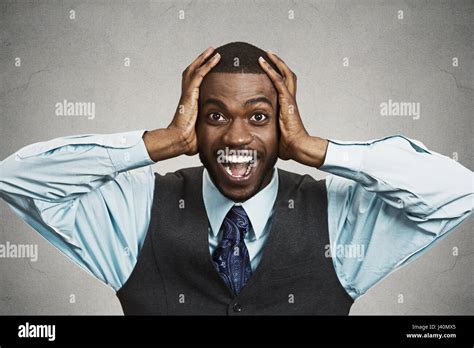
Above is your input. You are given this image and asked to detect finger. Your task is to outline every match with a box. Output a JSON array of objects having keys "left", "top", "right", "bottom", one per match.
[
  {"left": 266, "top": 50, "right": 297, "bottom": 96},
  {"left": 186, "top": 46, "right": 215, "bottom": 73},
  {"left": 258, "top": 56, "right": 292, "bottom": 99},
  {"left": 184, "top": 52, "right": 221, "bottom": 96},
  {"left": 267, "top": 51, "right": 296, "bottom": 96}
]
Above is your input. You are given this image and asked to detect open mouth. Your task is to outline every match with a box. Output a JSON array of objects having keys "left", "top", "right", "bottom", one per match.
[{"left": 217, "top": 151, "right": 257, "bottom": 181}]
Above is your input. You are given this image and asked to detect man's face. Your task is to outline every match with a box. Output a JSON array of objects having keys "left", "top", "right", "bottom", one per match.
[{"left": 196, "top": 72, "right": 279, "bottom": 202}]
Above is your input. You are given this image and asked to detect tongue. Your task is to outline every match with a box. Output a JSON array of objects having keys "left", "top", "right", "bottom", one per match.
[{"left": 229, "top": 163, "right": 248, "bottom": 177}]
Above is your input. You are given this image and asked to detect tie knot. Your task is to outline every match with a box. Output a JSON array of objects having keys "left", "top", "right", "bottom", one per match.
[{"left": 222, "top": 205, "right": 251, "bottom": 240}]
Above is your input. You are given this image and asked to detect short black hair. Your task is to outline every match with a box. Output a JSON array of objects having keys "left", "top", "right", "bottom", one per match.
[{"left": 202, "top": 41, "right": 281, "bottom": 75}]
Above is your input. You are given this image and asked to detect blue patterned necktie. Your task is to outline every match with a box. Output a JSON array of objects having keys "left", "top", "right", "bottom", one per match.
[{"left": 212, "top": 205, "right": 253, "bottom": 295}]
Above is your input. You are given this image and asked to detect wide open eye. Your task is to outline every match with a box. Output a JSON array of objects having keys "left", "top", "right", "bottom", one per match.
[
  {"left": 250, "top": 113, "right": 268, "bottom": 122},
  {"left": 208, "top": 112, "right": 226, "bottom": 122}
]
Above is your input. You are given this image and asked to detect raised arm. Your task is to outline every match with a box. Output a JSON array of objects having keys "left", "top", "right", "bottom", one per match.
[
  {"left": 259, "top": 50, "right": 473, "bottom": 299},
  {"left": 0, "top": 46, "right": 221, "bottom": 290},
  {"left": 320, "top": 136, "right": 473, "bottom": 298},
  {"left": 0, "top": 131, "right": 156, "bottom": 289}
]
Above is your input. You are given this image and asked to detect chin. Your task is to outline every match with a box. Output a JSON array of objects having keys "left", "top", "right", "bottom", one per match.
[
  {"left": 218, "top": 185, "right": 259, "bottom": 203},
  {"left": 208, "top": 167, "right": 262, "bottom": 202}
]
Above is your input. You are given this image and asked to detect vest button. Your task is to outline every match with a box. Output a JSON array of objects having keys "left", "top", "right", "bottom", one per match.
[{"left": 232, "top": 303, "right": 242, "bottom": 312}]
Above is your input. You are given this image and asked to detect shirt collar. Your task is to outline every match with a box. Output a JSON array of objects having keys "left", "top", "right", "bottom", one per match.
[{"left": 202, "top": 167, "right": 279, "bottom": 240}]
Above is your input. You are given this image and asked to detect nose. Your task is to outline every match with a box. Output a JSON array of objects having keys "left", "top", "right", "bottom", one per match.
[{"left": 222, "top": 118, "right": 254, "bottom": 147}]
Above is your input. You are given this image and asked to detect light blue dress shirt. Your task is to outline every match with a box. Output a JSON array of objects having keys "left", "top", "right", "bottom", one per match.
[{"left": 0, "top": 130, "right": 472, "bottom": 299}]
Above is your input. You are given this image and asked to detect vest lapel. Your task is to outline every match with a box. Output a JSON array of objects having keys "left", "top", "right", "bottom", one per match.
[
  {"left": 184, "top": 167, "right": 236, "bottom": 298},
  {"left": 193, "top": 167, "right": 292, "bottom": 300},
  {"left": 231, "top": 168, "right": 292, "bottom": 298}
]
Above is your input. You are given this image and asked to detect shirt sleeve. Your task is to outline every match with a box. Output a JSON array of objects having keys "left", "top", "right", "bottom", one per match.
[
  {"left": 320, "top": 134, "right": 474, "bottom": 299},
  {"left": 0, "top": 130, "right": 156, "bottom": 291}
]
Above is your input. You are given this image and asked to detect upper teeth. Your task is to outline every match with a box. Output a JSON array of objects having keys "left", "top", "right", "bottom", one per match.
[{"left": 224, "top": 155, "right": 254, "bottom": 164}]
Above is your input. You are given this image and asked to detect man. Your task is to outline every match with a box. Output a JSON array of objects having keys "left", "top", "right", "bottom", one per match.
[{"left": 0, "top": 42, "right": 472, "bottom": 315}]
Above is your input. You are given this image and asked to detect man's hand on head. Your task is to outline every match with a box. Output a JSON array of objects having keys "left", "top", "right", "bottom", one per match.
[
  {"left": 144, "top": 47, "right": 221, "bottom": 162},
  {"left": 168, "top": 47, "right": 221, "bottom": 156},
  {"left": 258, "top": 51, "right": 329, "bottom": 168}
]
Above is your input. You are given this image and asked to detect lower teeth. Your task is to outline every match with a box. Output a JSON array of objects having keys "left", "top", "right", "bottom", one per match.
[{"left": 224, "top": 163, "right": 252, "bottom": 177}]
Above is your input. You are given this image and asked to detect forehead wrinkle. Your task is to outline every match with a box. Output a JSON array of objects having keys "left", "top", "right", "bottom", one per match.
[
  {"left": 199, "top": 73, "right": 277, "bottom": 115},
  {"left": 201, "top": 97, "right": 275, "bottom": 116},
  {"left": 202, "top": 72, "right": 275, "bottom": 94},
  {"left": 201, "top": 77, "right": 276, "bottom": 110}
]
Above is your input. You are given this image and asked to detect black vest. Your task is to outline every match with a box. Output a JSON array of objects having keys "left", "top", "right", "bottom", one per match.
[{"left": 116, "top": 166, "right": 353, "bottom": 315}]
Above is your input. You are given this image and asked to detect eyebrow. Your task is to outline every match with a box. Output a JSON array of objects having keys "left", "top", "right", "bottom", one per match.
[
  {"left": 245, "top": 96, "right": 274, "bottom": 109},
  {"left": 201, "top": 96, "right": 274, "bottom": 110}
]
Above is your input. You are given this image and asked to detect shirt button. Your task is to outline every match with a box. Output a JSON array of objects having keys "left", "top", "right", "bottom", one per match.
[{"left": 233, "top": 303, "right": 242, "bottom": 312}]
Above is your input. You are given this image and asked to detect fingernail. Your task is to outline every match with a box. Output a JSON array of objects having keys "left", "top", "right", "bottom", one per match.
[
  {"left": 267, "top": 49, "right": 273, "bottom": 54},
  {"left": 213, "top": 53, "right": 221, "bottom": 59},
  {"left": 258, "top": 56, "right": 265, "bottom": 62}
]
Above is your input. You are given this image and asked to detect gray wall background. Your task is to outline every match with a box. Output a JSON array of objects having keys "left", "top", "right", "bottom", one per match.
[{"left": 0, "top": 0, "right": 472, "bottom": 314}]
